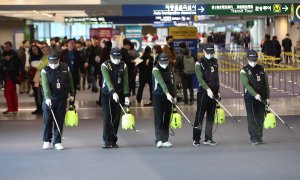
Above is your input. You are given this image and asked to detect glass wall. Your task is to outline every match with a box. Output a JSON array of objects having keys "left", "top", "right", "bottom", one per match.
[{"left": 33, "top": 22, "right": 113, "bottom": 41}]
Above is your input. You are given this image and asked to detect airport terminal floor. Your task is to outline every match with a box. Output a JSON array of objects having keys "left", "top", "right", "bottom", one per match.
[{"left": 1, "top": 88, "right": 300, "bottom": 180}]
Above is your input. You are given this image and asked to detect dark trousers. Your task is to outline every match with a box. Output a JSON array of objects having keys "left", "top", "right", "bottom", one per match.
[
  {"left": 193, "top": 91, "right": 216, "bottom": 141},
  {"left": 101, "top": 93, "right": 122, "bottom": 144},
  {"left": 33, "top": 86, "right": 42, "bottom": 112},
  {"left": 42, "top": 99, "right": 67, "bottom": 144},
  {"left": 182, "top": 73, "right": 194, "bottom": 104},
  {"left": 244, "top": 93, "right": 265, "bottom": 142},
  {"left": 136, "top": 77, "right": 152, "bottom": 103},
  {"left": 128, "top": 66, "right": 136, "bottom": 95},
  {"left": 153, "top": 94, "right": 172, "bottom": 143}
]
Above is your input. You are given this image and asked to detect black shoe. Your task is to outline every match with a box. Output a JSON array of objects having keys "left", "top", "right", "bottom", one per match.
[
  {"left": 102, "top": 143, "right": 112, "bottom": 149},
  {"left": 96, "top": 101, "right": 102, "bottom": 106},
  {"left": 32, "top": 110, "right": 41, "bottom": 115},
  {"left": 87, "top": 85, "right": 91, "bottom": 89},
  {"left": 112, "top": 143, "right": 119, "bottom": 148},
  {"left": 2, "top": 110, "right": 9, "bottom": 115}
]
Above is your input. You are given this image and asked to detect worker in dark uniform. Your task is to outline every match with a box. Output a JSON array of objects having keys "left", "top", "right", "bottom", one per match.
[
  {"left": 152, "top": 53, "right": 176, "bottom": 148},
  {"left": 41, "top": 52, "right": 75, "bottom": 150},
  {"left": 101, "top": 48, "right": 130, "bottom": 149},
  {"left": 193, "top": 43, "right": 220, "bottom": 146},
  {"left": 240, "top": 50, "right": 270, "bottom": 145}
]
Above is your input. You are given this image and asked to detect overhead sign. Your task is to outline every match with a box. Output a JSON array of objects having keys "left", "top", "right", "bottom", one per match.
[
  {"left": 169, "top": 27, "right": 197, "bottom": 40},
  {"left": 122, "top": 4, "right": 206, "bottom": 16},
  {"left": 291, "top": 4, "right": 300, "bottom": 22},
  {"left": 206, "top": 3, "right": 291, "bottom": 15},
  {"left": 125, "top": 26, "right": 142, "bottom": 52},
  {"left": 65, "top": 17, "right": 112, "bottom": 24}
]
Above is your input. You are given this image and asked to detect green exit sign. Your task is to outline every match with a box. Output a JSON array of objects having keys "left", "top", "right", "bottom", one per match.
[{"left": 206, "top": 4, "right": 291, "bottom": 15}]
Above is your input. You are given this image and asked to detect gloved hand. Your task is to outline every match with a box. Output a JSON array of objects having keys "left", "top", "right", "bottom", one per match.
[
  {"left": 69, "top": 96, "right": 75, "bottom": 102},
  {"left": 266, "top": 99, "right": 270, "bottom": 106},
  {"left": 112, "top": 93, "right": 119, "bottom": 103},
  {"left": 125, "top": 97, "right": 130, "bottom": 106},
  {"left": 45, "top": 99, "right": 52, "bottom": 107},
  {"left": 255, "top": 94, "right": 262, "bottom": 102},
  {"left": 166, "top": 93, "right": 174, "bottom": 103},
  {"left": 206, "top": 88, "right": 214, "bottom": 99}
]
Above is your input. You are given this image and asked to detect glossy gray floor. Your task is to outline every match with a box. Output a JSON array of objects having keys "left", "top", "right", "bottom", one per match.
[{"left": 0, "top": 90, "right": 300, "bottom": 180}]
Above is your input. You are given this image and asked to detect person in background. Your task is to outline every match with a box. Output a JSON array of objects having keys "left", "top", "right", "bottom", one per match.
[
  {"left": 128, "top": 42, "right": 140, "bottom": 96},
  {"left": 282, "top": 33, "right": 293, "bottom": 65},
  {"left": 76, "top": 41, "right": 87, "bottom": 90},
  {"left": 152, "top": 45, "right": 163, "bottom": 66},
  {"left": 136, "top": 46, "right": 153, "bottom": 106},
  {"left": 163, "top": 36, "right": 176, "bottom": 66},
  {"left": 262, "top": 34, "right": 275, "bottom": 57},
  {"left": 121, "top": 39, "right": 135, "bottom": 96},
  {"left": 85, "top": 39, "right": 92, "bottom": 89},
  {"left": 175, "top": 42, "right": 196, "bottom": 105},
  {"left": 50, "top": 37, "right": 60, "bottom": 54},
  {"left": 295, "top": 40, "right": 300, "bottom": 61},
  {"left": 18, "top": 40, "right": 31, "bottom": 94},
  {"left": 96, "top": 40, "right": 112, "bottom": 106},
  {"left": 152, "top": 53, "right": 176, "bottom": 148},
  {"left": 41, "top": 52, "right": 75, "bottom": 150},
  {"left": 272, "top": 36, "right": 282, "bottom": 64},
  {"left": 60, "top": 38, "right": 83, "bottom": 94},
  {"left": 89, "top": 39, "right": 102, "bottom": 93},
  {"left": 0, "top": 45, "right": 4, "bottom": 89},
  {"left": 2, "top": 41, "right": 22, "bottom": 116},
  {"left": 240, "top": 50, "right": 270, "bottom": 145},
  {"left": 29, "top": 45, "right": 44, "bottom": 115}
]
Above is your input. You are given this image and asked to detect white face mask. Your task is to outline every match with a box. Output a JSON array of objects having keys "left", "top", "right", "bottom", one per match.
[
  {"left": 248, "top": 61, "right": 257, "bottom": 67},
  {"left": 159, "top": 63, "right": 168, "bottom": 69},
  {"left": 49, "top": 63, "right": 59, "bottom": 69},
  {"left": 111, "top": 59, "right": 120, "bottom": 64},
  {"left": 205, "top": 54, "right": 214, "bottom": 60}
]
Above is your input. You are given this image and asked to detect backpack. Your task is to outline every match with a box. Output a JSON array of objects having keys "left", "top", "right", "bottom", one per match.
[{"left": 183, "top": 55, "right": 195, "bottom": 74}]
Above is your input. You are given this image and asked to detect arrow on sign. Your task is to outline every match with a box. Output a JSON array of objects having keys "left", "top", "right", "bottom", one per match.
[
  {"left": 283, "top": 5, "right": 288, "bottom": 11},
  {"left": 198, "top": 6, "right": 205, "bottom": 13}
]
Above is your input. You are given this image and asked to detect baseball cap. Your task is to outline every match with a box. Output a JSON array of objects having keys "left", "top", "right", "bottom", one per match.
[
  {"left": 203, "top": 43, "right": 215, "bottom": 54},
  {"left": 110, "top": 48, "right": 122, "bottom": 59},
  {"left": 247, "top": 50, "right": 258, "bottom": 61},
  {"left": 157, "top": 53, "right": 169, "bottom": 63}
]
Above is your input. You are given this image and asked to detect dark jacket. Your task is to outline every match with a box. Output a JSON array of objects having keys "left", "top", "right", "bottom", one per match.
[
  {"left": 2, "top": 50, "right": 22, "bottom": 82},
  {"left": 138, "top": 55, "right": 154, "bottom": 82},
  {"left": 282, "top": 38, "right": 292, "bottom": 52},
  {"left": 262, "top": 40, "right": 275, "bottom": 56},
  {"left": 273, "top": 40, "right": 281, "bottom": 58}
]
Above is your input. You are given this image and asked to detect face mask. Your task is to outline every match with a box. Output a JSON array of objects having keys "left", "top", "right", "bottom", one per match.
[
  {"left": 168, "top": 42, "right": 174, "bottom": 47},
  {"left": 111, "top": 59, "right": 120, "bottom": 64},
  {"left": 248, "top": 61, "right": 257, "bottom": 67},
  {"left": 159, "top": 63, "right": 168, "bottom": 69},
  {"left": 205, "top": 54, "right": 214, "bottom": 60},
  {"left": 49, "top": 63, "right": 59, "bottom": 69}
]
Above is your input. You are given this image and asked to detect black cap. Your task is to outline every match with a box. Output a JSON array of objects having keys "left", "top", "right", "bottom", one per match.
[
  {"left": 110, "top": 48, "right": 122, "bottom": 59},
  {"left": 157, "top": 53, "right": 169, "bottom": 62},
  {"left": 48, "top": 52, "right": 59, "bottom": 63},
  {"left": 203, "top": 43, "right": 215, "bottom": 54},
  {"left": 247, "top": 50, "right": 258, "bottom": 61}
]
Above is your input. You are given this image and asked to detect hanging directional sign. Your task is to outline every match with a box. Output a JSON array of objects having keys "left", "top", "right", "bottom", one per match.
[
  {"left": 206, "top": 3, "right": 291, "bottom": 15},
  {"left": 291, "top": 4, "right": 300, "bottom": 22},
  {"left": 122, "top": 4, "right": 206, "bottom": 16}
]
